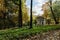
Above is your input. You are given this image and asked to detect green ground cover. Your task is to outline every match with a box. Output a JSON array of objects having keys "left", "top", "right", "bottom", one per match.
[{"left": 0, "top": 25, "right": 60, "bottom": 40}]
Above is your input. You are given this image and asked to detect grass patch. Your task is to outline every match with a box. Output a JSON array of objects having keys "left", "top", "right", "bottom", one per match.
[{"left": 0, "top": 25, "right": 60, "bottom": 40}]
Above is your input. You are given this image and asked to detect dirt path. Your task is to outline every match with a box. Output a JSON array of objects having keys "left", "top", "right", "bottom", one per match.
[{"left": 23, "top": 30, "right": 60, "bottom": 40}]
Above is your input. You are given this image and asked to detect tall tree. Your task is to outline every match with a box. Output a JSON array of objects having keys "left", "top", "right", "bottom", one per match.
[
  {"left": 52, "top": 1, "right": 60, "bottom": 24},
  {"left": 18, "top": 0, "right": 22, "bottom": 27},
  {"left": 0, "top": 0, "right": 28, "bottom": 28},
  {"left": 49, "top": 0, "right": 59, "bottom": 24},
  {"left": 29, "top": 0, "right": 33, "bottom": 29},
  {"left": 42, "top": 2, "right": 51, "bottom": 19},
  {"left": 0, "top": 0, "right": 6, "bottom": 28}
]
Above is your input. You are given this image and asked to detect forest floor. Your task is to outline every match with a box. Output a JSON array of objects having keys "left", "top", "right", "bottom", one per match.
[
  {"left": 0, "top": 25, "right": 60, "bottom": 40},
  {"left": 24, "top": 29, "right": 60, "bottom": 40}
]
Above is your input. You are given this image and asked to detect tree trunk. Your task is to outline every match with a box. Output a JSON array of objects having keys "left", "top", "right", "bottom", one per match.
[
  {"left": 1, "top": 11, "right": 6, "bottom": 29},
  {"left": 29, "top": 0, "right": 33, "bottom": 29},
  {"left": 55, "top": 21, "right": 59, "bottom": 24},
  {"left": 49, "top": 0, "right": 59, "bottom": 24},
  {"left": 18, "top": 0, "right": 22, "bottom": 27}
]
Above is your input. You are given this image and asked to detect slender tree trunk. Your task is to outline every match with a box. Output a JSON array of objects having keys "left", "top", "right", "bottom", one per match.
[
  {"left": 18, "top": 0, "right": 22, "bottom": 27},
  {"left": 29, "top": 0, "right": 33, "bottom": 29},
  {"left": 2, "top": 12, "right": 6, "bottom": 29},
  {"left": 49, "top": 0, "right": 59, "bottom": 24}
]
